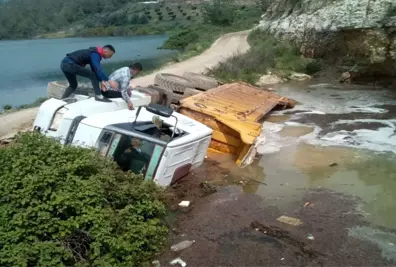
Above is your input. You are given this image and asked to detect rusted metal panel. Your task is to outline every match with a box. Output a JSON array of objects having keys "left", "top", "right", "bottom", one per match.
[
  {"left": 179, "top": 82, "right": 295, "bottom": 166},
  {"left": 180, "top": 82, "right": 295, "bottom": 143}
]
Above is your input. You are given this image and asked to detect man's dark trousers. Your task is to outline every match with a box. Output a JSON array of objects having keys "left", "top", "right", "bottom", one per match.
[{"left": 60, "top": 58, "right": 102, "bottom": 98}]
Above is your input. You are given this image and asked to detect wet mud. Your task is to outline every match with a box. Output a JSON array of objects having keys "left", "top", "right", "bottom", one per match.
[{"left": 158, "top": 160, "right": 394, "bottom": 267}]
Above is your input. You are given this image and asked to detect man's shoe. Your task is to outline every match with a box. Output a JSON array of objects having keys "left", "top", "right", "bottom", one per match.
[{"left": 95, "top": 95, "right": 112, "bottom": 102}]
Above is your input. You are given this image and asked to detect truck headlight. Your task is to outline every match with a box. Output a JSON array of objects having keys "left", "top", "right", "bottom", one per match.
[{"left": 49, "top": 107, "right": 67, "bottom": 131}]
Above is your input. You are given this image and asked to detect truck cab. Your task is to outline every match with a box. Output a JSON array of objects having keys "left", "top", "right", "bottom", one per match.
[
  {"left": 33, "top": 92, "right": 151, "bottom": 144},
  {"left": 69, "top": 104, "right": 212, "bottom": 186}
]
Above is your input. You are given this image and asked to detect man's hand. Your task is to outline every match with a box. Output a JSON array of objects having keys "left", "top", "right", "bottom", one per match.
[
  {"left": 109, "top": 80, "right": 119, "bottom": 90},
  {"left": 101, "top": 81, "right": 108, "bottom": 92},
  {"left": 127, "top": 101, "right": 134, "bottom": 110}
]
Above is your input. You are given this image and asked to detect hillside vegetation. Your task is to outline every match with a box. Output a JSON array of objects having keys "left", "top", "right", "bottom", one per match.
[{"left": 0, "top": 0, "right": 260, "bottom": 40}]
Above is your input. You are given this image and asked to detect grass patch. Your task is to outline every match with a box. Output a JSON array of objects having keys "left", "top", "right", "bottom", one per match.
[
  {"left": 208, "top": 29, "right": 311, "bottom": 84},
  {"left": 1, "top": 97, "right": 48, "bottom": 114}
]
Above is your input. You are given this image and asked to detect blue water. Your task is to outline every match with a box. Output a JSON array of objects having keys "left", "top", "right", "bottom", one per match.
[{"left": 0, "top": 35, "right": 174, "bottom": 108}]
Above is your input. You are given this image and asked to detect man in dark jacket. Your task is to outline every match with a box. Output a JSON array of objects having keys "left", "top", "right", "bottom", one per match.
[{"left": 60, "top": 45, "right": 115, "bottom": 102}]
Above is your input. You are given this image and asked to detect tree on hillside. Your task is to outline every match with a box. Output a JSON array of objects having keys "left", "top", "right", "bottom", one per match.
[{"left": 201, "top": 0, "right": 237, "bottom": 26}]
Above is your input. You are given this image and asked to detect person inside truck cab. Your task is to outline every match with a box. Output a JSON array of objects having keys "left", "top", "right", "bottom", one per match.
[
  {"left": 60, "top": 45, "right": 116, "bottom": 102},
  {"left": 116, "top": 137, "right": 150, "bottom": 174},
  {"left": 100, "top": 63, "right": 143, "bottom": 110}
]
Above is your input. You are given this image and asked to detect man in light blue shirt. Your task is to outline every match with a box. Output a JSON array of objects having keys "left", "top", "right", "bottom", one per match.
[{"left": 101, "top": 63, "right": 143, "bottom": 109}]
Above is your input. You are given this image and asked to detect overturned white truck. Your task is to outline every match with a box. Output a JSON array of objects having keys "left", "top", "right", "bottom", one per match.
[{"left": 34, "top": 102, "right": 212, "bottom": 186}]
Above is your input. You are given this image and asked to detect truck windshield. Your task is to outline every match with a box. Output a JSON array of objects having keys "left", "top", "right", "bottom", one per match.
[{"left": 97, "top": 131, "right": 164, "bottom": 180}]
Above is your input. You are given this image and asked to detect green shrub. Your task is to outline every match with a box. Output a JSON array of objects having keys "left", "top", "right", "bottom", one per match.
[
  {"left": 2, "top": 104, "right": 12, "bottom": 110},
  {"left": 306, "top": 59, "right": 322, "bottom": 75},
  {"left": 0, "top": 133, "right": 168, "bottom": 267},
  {"left": 186, "top": 16, "right": 191, "bottom": 20},
  {"left": 192, "top": 6, "right": 197, "bottom": 10},
  {"left": 161, "top": 29, "right": 199, "bottom": 50}
]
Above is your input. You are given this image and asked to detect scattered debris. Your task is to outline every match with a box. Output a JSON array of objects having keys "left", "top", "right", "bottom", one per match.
[
  {"left": 281, "top": 258, "right": 285, "bottom": 261},
  {"left": 152, "top": 260, "right": 161, "bottom": 267},
  {"left": 178, "top": 201, "right": 191, "bottom": 208},
  {"left": 304, "top": 202, "right": 315, "bottom": 207},
  {"left": 329, "top": 163, "right": 338, "bottom": 167},
  {"left": 199, "top": 181, "right": 217, "bottom": 196},
  {"left": 307, "top": 234, "right": 315, "bottom": 240},
  {"left": 171, "top": 240, "right": 195, "bottom": 252},
  {"left": 277, "top": 215, "right": 303, "bottom": 226},
  {"left": 389, "top": 243, "right": 394, "bottom": 246},
  {"left": 170, "top": 258, "right": 187, "bottom": 267},
  {"left": 246, "top": 177, "right": 267, "bottom": 185}
]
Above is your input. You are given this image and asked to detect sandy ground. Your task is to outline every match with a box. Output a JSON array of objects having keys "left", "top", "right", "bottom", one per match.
[{"left": 0, "top": 30, "right": 250, "bottom": 140}]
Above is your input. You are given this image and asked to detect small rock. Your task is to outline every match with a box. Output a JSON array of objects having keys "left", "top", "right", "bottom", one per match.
[
  {"left": 152, "top": 260, "right": 161, "bottom": 267},
  {"left": 256, "top": 72, "right": 285, "bottom": 86},
  {"left": 339, "top": 72, "right": 351, "bottom": 83},
  {"left": 289, "top": 72, "right": 312, "bottom": 81}
]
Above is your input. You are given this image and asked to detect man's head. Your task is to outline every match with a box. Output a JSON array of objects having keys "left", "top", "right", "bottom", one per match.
[
  {"left": 102, "top": 45, "right": 116, "bottom": 59},
  {"left": 129, "top": 63, "right": 143, "bottom": 77},
  {"left": 131, "top": 138, "right": 141, "bottom": 149}
]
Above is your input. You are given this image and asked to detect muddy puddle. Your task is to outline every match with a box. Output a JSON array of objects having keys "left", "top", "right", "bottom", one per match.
[{"left": 160, "top": 82, "right": 396, "bottom": 266}]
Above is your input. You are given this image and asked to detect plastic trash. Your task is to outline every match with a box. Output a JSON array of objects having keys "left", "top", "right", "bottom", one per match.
[
  {"left": 152, "top": 260, "right": 160, "bottom": 267},
  {"left": 179, "top": 201, "right": 190, "bottom": 207},
  {"left": 276, "top": 215, "right": 303, "bottom": 226},
  {"left": 307, "top": 234, "right": 315, "bottom": 240},
  {"left": 170, "top": 257, "right": 187, "bottom": 267},
  {"left": 171, "top": 240, "right": 195, "bottom": 252}
]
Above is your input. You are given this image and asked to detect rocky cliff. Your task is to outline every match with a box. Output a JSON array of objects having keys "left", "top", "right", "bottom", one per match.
[{"left": 258, "top": 0, "right": 396, "bottom": 84}]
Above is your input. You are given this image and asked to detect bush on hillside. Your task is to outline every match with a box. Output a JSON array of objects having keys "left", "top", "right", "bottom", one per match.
[
  {"left": 2, "top": 104, "right": 12, "bottom": 111},
  {"left": 0, "top": 133, "right": 168, "bottom": 267},
  {"left": 208, "top": 29, "right": 309, "bottom": 83},
  {"left": 161, "top": 29, "right": 199, "bottom": 50},
  {"left": 202, "top": 0, "right": 237, "bottom": 26}
]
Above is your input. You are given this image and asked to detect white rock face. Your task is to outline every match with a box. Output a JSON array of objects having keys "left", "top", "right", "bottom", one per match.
[
  {"left": 258, "top": 0, "right": 396, "bottom": 38},
  {"left": 257, "top": 0, "right": 396, "bottom": 78}
]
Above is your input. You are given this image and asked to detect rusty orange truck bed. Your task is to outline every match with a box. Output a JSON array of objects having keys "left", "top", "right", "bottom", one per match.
[{"left": 179, "top": 82, "right": 296, "bottom": 166}]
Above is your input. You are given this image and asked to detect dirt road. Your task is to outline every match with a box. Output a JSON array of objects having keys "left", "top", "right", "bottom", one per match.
[
  {"left": 133, "top": 30, "right": 250, "bottom": 86},
  {"left": 0, "top": 31, "right": 250, "bottom": 140}
]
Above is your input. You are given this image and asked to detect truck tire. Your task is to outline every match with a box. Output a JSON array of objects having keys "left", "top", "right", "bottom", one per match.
[
  {"left": 154, "top": 73, "right": 194, "bottom": 94},
  {"left": 147, "top": 85, "right": 174, "bottom": 107},
  {"left": 183, "top": 72, "right": 219, "bottom": 91},
  {"left": 183, "top": 88, "right": 203, "bottom": 98},
  {"left": 47, "top": 81, "right": 93, "bottom": 99},
  {"left": 47, "top": 81, "right": 68, "bottom": 99}
]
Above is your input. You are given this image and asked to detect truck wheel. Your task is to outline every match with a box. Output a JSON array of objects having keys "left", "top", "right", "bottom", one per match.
[
  {"left": 183, "top": 72, "right": 219, "bottom": 91},
  {"left": 47, "top": 81, "right": 92, "bottom": 99},
  {"left": 154, "top": 73, "right": 194, "bottom": 94},
  {"left": 47, "top": 81, "right": 68, "bottom": 99}
]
